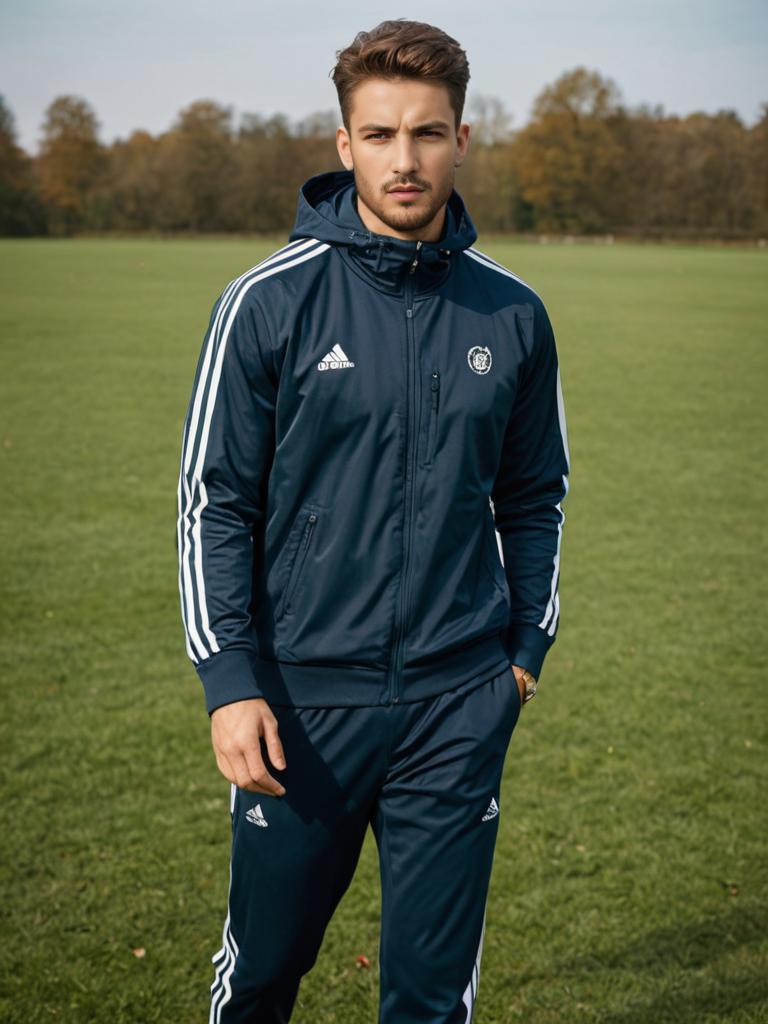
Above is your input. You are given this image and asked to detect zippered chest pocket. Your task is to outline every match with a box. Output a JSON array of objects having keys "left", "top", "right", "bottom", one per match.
[
  {"left": 277, "top": 509, "right": 319, "bottom": 619},
  {"left": 423, "top": 369, "right": 440, "bottom": 467}
]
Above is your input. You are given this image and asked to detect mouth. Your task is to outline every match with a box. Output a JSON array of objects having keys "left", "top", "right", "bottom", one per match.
[{"left": 388, "top": 185, "right": 424, "bottom": 199}]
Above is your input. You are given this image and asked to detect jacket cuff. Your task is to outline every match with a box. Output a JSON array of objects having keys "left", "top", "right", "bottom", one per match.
[
  {"left": 501, "top": 622, "right": 554, "bottom": 679},
  {"left": 195, "top": 648, "right": 264, "bottom": 716}
]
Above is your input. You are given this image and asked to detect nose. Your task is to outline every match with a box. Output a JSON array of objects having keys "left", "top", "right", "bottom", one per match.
[{"left": 390, "top": 132, "right": 419, "bottom": 176}]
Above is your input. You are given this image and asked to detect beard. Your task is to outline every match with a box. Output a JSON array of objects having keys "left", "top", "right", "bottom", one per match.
[{"left": 352, "top": 164, "right": 455, "bottom": 235}]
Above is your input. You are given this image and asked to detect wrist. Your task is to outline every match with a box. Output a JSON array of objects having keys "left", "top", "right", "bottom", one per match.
[{"left": 512, "top": 664, "right": 538, "bottom": 703}]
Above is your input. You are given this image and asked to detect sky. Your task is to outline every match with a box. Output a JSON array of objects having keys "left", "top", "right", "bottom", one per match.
[{"left": 2, "top": 0, "right": 766, "bottom": 155}]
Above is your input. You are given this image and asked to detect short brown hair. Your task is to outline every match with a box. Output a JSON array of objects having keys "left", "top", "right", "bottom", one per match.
[{"left": 331, "top": 19, "right": 470, "bottom": 132}]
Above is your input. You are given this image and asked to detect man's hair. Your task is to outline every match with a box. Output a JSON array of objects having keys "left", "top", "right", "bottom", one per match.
[{"left": 331, "top": 19, "right": 470, "bottom": 132}]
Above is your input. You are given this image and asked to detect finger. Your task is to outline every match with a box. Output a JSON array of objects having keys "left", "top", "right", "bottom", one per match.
[
  {"left": 243, "top": 745, "right": 286, "bottom": 797},
  {"left": 221, "top": 749, "right": 262, "bottom": 794},
  {"left": 214, "top": 749, "right": 237, "bottom": 786},
  {"left": 262, "top": 715, "right": 287, "bottom": 771}
]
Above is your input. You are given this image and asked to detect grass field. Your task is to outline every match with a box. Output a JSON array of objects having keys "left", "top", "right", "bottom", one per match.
[{"left": 1, "top": 236, "right": 766, "bottom": 1023}]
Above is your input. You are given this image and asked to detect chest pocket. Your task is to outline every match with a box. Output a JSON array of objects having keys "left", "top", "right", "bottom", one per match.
[{"left": 423, "top": 367, "right": 441, "bottom": 467}]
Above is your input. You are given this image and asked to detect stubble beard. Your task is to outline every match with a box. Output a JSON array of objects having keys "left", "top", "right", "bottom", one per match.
[{"left": 352, "top": 165, "right": 455, "bottom": 235}]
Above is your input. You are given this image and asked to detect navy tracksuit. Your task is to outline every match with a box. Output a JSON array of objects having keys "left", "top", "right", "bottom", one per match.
[
  {"left": 176, "top": 169, "right": 570, "bottom": 1021},
  {"left": 212, "top": 663, "right": 521, "bottom": 1023}
]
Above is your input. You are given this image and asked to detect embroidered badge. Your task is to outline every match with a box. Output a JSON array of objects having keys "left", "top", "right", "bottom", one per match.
[{"left": 467, "top": 345, "right": 492, "bottom": 374}]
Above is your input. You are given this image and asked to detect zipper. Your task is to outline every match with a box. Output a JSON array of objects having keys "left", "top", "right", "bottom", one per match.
[
  {"left": 408, "top": 240, "right": 423, "bottom": 275},
  {"left": 425, "top": 369, "right": 440, "bottom": 466},
  {"left": 282, "top": 511, "right": 317, "bottom": 615},
  {"left": 387, "top": 243, "right": 422, "bottom": 704}
]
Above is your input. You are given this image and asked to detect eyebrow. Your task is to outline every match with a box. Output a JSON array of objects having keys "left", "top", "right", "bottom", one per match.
[{"left": 357, "top": 120, "right": 451, "bottom": 134}]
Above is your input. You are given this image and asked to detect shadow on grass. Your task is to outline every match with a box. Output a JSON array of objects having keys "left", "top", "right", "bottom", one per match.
[{"left": 558, "top": 904, "right": 768, "bottom": 1023}]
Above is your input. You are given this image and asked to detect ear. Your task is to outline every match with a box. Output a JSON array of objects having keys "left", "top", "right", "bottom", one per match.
[
  {"left": 454, "top": 122, "right": 471, "bottom": 168},
  {"left": 336, "top": 126, "right": 354, "bottom": 170}
]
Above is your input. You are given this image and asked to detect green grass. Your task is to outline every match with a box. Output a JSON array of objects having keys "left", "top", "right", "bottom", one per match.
[{"left": 1, "top": 236, "right": 766, "bottom": 1023}]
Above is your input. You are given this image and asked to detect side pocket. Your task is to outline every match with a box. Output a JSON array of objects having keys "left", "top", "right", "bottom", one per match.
[
  {"left": 424, "top": 369, "right": 440, "bottom": 467},
  {"left": 497, "top": 664, "right": 522, "bottom": 737},
  {"left": 276, "top": 509, "right": 319, "bottom": 620}
]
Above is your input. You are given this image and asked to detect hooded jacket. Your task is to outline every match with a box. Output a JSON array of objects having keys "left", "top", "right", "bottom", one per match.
[{"left": 176, "top": 169, "right": 571, "bottom": 714}]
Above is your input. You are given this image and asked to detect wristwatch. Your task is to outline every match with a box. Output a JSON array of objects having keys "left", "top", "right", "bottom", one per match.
[{"left": 518, "top": 668, "right": 538, "bottom": 704}]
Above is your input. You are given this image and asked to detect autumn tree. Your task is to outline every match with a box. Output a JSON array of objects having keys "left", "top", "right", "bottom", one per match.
[
  {"left": 0, "top": 96, "right": 46, "bottom": 235},
  {"left": 36, "top": 95, "right": 106, "bottom": 234},
  {"left": 222, "top": 111, "right": 338, "bottom": 233},
  {"left": 154, "top": 100, "right": 238, "bottom": 231},
  {"left": 511, "top": 68, "right": 630, "bottom": 232},
  {"left": 621, "top": 106, "right": 760, "bottom": 237},
  {"left": 747, "top": 103, "right": 768, "bottom": 235},
  {"left": 102, "top": 130, "right": 165, "bottom": 230},
  {"left": 456, "top": 94, "right": 524, "bottom": 232}
]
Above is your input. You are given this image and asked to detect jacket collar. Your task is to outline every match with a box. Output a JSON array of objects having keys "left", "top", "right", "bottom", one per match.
[{"left": 288, "top": 169, "right": 477, "bottom": 296}]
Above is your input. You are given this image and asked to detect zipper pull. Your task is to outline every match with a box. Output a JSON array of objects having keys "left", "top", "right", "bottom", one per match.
[
  {"left": 431, "top": 370, "right": 440, "bottom": 409},
  {"left": 409, "top": 240, "right": 423, "bottom": 274}
]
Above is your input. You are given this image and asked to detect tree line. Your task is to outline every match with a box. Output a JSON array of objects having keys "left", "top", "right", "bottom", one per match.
[{"left": 1, "top": 68, "right": 766, "bottom": 239}]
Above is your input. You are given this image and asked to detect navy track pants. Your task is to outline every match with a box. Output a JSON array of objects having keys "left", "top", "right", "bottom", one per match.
[{"left": 209, "top": 662, "right": 522, "bottom": 1023}]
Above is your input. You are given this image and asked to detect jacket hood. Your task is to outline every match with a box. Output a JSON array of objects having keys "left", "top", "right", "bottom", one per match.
[{"left": 288, "top": 169, "right": 478, "bottom": 295}]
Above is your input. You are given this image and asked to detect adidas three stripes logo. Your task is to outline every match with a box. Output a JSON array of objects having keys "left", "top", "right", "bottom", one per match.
[{"left": 318, "top": 344, "right": 355, "bottom": 371}]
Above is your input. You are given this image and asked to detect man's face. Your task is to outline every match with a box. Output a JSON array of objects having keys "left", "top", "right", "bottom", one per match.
[{"left": 336, "top": 77, "right": 471, "bottom": 241}]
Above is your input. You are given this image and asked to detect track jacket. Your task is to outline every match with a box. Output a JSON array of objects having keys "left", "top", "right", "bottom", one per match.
[{"left": 176, "top": 169, "right": 570, "bottom": 714}]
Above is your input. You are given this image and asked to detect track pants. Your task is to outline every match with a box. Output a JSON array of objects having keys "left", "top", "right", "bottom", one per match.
[{"left": 209, "top": 662, "right": 522, "bottom": 1023}]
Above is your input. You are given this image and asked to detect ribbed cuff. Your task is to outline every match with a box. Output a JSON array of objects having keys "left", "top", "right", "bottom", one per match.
[
  {"left": 500, "top": 622, "right": 554, "bottom": 679},
  {"left": 195, "top": 648, "right": 265, "bottom": 716}
]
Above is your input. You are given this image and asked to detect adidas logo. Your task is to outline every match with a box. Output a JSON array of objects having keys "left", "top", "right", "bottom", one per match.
[
  {"left": 481, "top": 797, "right": 499, "bottom": 822},
  {"left": 245, "top": 804, "right": 269, "bottom": 828},
  {"left": 318, "top": 343, "right": 355, "bottom": 371}
]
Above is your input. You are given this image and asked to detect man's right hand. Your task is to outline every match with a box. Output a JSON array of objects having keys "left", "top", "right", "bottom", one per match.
[{"left": 210, "top": 698, "right": 287, "bottom": 796}]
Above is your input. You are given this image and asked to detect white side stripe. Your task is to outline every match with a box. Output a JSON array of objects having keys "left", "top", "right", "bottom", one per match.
[
  {"left": 539, "top": 478, "right": 568, "bottom": 634},
  {"left": 556, "top": 364, "right": 571, "bottom": 471},
  {"left": 461, "top": 903, "right": 487, "bottom": 1021},
  {"left": 178, "top": 238, "right": 330, "bottom": 662},
  {"left": 540, "top": 365, "right": 570, "bottom": 633},
  {"left": 210, "top": 788, "right": 240, "bottom": 1023},
  {"left": 463, "top": 246, "right": 542, "bottom": 301},
  {"left": 176, "top": 447, "right": 198, "bottom": 662},
  {"left": 210, "top": 916, "right": 239, "bottom": 1024}
]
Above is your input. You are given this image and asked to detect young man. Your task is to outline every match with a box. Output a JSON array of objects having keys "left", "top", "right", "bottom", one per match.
[{"left": 176, "top": 18, "right": 570, "bottom": 1024}]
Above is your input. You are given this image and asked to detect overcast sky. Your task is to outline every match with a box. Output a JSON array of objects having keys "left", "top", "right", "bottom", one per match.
[{"left": 2, "top": 0, "right": 766, "bottom": 154}]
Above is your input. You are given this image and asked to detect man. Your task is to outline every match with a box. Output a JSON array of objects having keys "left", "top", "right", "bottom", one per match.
[{"left": 176, "top": 18, "right": 570, "bottom": 1024}]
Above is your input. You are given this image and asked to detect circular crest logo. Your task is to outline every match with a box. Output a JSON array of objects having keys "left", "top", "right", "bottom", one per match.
[{"left": 467, "top": 345, "right": 492, "bottom": 375}]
